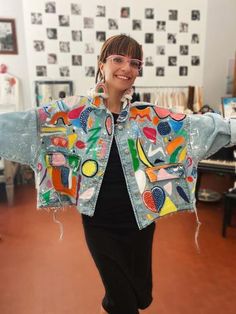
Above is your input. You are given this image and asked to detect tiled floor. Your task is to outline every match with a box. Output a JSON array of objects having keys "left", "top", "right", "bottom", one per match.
[{"left": 0, "top": 175, "right": 235, "bottom": 314}]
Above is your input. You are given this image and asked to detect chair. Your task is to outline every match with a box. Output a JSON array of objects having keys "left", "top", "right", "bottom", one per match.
[
  {"left": 0, "top": 157, "right": 19, "bottom": 206},
  {"left": 222, "top": 191, "right": 236, "bottom": 237}
]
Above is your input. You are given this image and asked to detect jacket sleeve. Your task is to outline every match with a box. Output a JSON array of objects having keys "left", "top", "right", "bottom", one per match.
[
  {"left": 189, "top": 113, "right": 236, "bottom": 161},
  {"left": 0, "top": 110, "right": 40, "bottom": 167}
]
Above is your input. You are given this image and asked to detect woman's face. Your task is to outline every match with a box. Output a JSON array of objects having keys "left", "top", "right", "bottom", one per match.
[{"left": 99, "top": 54, "right": 140, "bottom": 93}]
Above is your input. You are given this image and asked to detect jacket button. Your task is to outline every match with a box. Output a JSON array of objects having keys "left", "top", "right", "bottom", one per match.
[
  {"left": 117, "top": 124, "right": 123, "bottom": 130},
  {"left": 125, "top": 149, "right": 129, "bottom": 154}
]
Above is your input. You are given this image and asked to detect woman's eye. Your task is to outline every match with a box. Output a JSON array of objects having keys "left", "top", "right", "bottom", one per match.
[
  {"left": 113, "top": 57, "right": 123, "bottom": 63},
  {"left": 130, "top": 61, "right": 139, "bottom": 68}
]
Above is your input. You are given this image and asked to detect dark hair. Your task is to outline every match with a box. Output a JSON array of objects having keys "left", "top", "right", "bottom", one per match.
[{"left": 95, "top": 34, "right": 143, "bottom": 82}]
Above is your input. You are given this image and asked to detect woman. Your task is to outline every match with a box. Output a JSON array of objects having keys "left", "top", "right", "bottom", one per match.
[{"left": 0, "top": 35, "right": 235, "bottom": 314}]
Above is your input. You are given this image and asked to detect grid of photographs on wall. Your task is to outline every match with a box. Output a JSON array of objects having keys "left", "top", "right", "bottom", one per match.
[{"left": 31, "top": 2, "right": 202, "bottom": 79}]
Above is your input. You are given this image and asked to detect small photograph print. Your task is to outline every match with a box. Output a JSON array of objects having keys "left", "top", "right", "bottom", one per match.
[
  {"left": 85, "top": 43, "right": 95, "bottom": 54},
  {"left": 59, "top": 15, "right": 70, "bottom": 27},
  {"left": 84, "top": 17, "right": 94, "bottom": 29},
  {"left": 36, "top": 65, "right": 47, "bottom": 77},
  {"left": 48, "top": 53, "right": 57, "bottom": 64},
  {"left": 156, "top": 21, "right": 166, "bottom": 31},
  {"left": 72, "top": 55, "right": 82, "bottom": 66},
  {"left": 33, "top": 40, "right": 45, "bottom": 51},
  {"left": 145, "top": 8, "right": 154, "bottom": 19},
  {"left": 72, "top": 30, "right": 82, "bottom": 41},
  {"left": 46, "top": 28, "right": 57, "bottom": 39},
  {"left": 191, "top": 33, "right": 200, "bottom": 44},
  {"left": 145, "top": 33, "right": 154, "bottom": 43},
  {"left": 145, "top": 56, "right": 154, "bottom": 66},
  {"left": 180, "top": 45, "right": 189, "bottom": 55},
  {"left": 108, "top": 19, "right": 118, "bottom": 30},
  {"left": 132, "top": 19, "right": 141, "bottom": 30},
  {"left": 222, "top": 97, "right": 236, "bottom": 118},
  {"left": 121, "top": 7, "right": 130, "bottom": 18},
  {"left": 138, "top": 68, "right": 143, "bottom": 77},
  {"left": 179, "top": 66, "right": 188, "bottom": 76},
  {"left": 168, "top": 33, "right": 177, "bottom": 44},
  {"left": 191, "top": 10, "right": 200, "bottom": 21},
  {"left": 45, "top": 1, "right": 56, "bottom": 13},
  {"left": 59, "top": 41, "right": 70, "bottom": 52},
  {"left": 71, "top": 3, "right": 81, "bottom": 15},
  {"left": 96, "top": 31, "right": 106, "bottom": 42},
  {"left": 191, "top": 56, "right": 200, "bottom": 66},
  {"left": 85, "top": 66, "right": 95, "bottom": 77},
  {"left": 143, "top": 93, "right": 151, "bottom": 102},
  {"left": 60, "top": 66, "right": 70, "bottom": 77},
  {"left": 179, "top": 22, "right": 188, "bottom": 33},
  {"left": 96, "top": 5, "right": 105, "bottom": 17},
  {"left": 168, "top": 56, "right": 177, "bottom": 66},
  {"left": 169, "top": 10, "right": 178, "bottom": 21},
  {"left": 156, "top": 67, "right": 165, "bottom": 76},
  {"left": 31, "top": 13, "right": 42, "bottom": 25},
  {"left": 156, "top": 45, "right": 165, "bottom": 55}
]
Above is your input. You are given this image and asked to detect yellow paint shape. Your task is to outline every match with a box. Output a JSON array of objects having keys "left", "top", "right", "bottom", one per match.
[
  {"left": 82, "top": 160, "right": 98, "bottom": 177},
  {"left": 68, "top": 133, "right": 78, "bottom": 149},
  {"left": 159, "top": 196, "right": 177, "bottom": 216},
  {"left": 178, "top": 146, "right": 187, "bottom": 162}
]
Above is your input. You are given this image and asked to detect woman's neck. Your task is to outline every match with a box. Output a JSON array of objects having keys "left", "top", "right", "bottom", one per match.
[{"left": 105, "top": 87, "right": 123, "bottom": 114}]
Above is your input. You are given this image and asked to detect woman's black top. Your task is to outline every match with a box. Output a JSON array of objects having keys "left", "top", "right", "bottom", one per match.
[{"left": 82, "top": 113, "right": 137, "bottom": 229}]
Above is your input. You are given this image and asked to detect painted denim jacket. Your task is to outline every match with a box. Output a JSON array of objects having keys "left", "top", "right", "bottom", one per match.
[{"left": 0, "top": 94, "right": 235, "bottom": 229}]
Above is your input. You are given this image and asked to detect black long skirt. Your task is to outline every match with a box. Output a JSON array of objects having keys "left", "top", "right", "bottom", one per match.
[{"left": 82, "top": 222, "right": 156, "bottom": 314}]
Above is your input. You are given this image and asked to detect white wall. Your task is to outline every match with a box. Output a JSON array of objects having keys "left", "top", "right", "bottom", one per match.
[
  {"left": 0, "top": 0, "right": 31, "bottom": 109},
  {"left": 1, "top": 0, "right": 236, "bottom": 110},
  {"left": 203, "top": 0, "right": 236, "bottom": 109}
]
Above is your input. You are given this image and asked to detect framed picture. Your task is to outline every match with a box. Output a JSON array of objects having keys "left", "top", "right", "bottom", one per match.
[
  {"left": 0, "top": 18, "right": 18, "bottom": 54},
  {"left": 221, "top": 97, "right": 236, "bottom": 118},
  {"left": 35, "top": 80, "right": 73, "bottom": 106}
]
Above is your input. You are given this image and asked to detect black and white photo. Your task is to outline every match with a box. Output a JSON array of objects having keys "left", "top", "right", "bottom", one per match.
[
  {"left": 156, "top": 21, "right": 166, "bottom": 31},
  {"left": 168, "top": 56, "right": 177, "bottom": 66},
  {"left": 60, "top": 66, "right": 70, "bottom": 77},
  {"left": 168, "top": 33, "right": 177, "bottom": 44},
  {"left": 72, "top": 55, "right": 82, "bottom": 66},
  {"left": 145, "top": 56, "right": 154, "bottom": 66},
  {"left": 145, "top": 8, "right": 154, "bottom": 19},
  {"left": 85, "top": 43, "right": 94, "bottom": 54},
  {"left": 33, "top": 40, "right": 44, "bottom": 52},
  {"left": 156, "top": 45, "right": 165, "bottom": 55},
  {"left": 191, "top": 33, "right": 200, "bottom": 44},
  {"left": 180, "top": 22, "right": 188, "bottom": 32},
  {"left": 84, "top": 17, "right": 94, "bottom": 29},
  {"left": 96, "top": 5, "right": 105, "bottom": 17},
  {"left": 36, "top": 65, "right": 47, "bottom": 76},
  {"left": 179, "top": 66, "right": 188, "bottom": 76},
  {"left": 180, "top": 45, "right": 189, "bottom": 55},
  {"left": 145, "top": 33, "right": 154, "bottom": 43},
  {"left": 72, "top": 30, "right": 82, "bottom": 41},
  {"left": 85, "top": 66, "right": 95, "bottom": 77},
  {"left": 31, "top": 13, "right": 42, "bottom": 25},
  {"left": 46, "top": 28, "right": 57, "bottom": 39},
  {"left": 132, "top": 20, "right": 141, "bottom": 30},
  {"left": 71, "top": 3, "right": 81, "bottom": 15},
  {"left": 108, "top": 19, "right": 118, "bottom": 30},
  {"left": 96, "top": 31, "right": 106, "bottom": 42},
  {"left": 48, "top": 53, "right": 57, "bottom": 64},
  {"left": 59, "top": 41, "right": 70, "bottom": 53},
  {"left": 45, "top": 1, "right": 56, "bottom": 13},
  {"left": 169, "top": 10, "right": 178, "bottom": 20},
  {"left": 59, "top": 15, "right": 70, "bottom": 27},
  {"left": 121, "top": 7, "right": 130, "bottom": 18},
  {"left": 191, "top": 10, "right": 200, "bottom": 21},
  {"left": 191, "top": 56, "right": 200, "bottom": 66},
  {"left": 156, "top": 67, "right": 165, "bottom": 76},
  {"left": 0, "top": 18, "right": 18, "bottom": 54}
]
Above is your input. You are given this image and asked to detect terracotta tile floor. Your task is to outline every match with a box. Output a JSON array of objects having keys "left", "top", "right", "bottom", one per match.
[{"left": 0, "top": 175, "right": 235, "bottom": 314}]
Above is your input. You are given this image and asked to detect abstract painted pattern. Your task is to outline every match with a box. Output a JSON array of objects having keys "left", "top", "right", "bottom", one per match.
[{"left": 36, "top": 95, "right": 197, "bottom": 229}]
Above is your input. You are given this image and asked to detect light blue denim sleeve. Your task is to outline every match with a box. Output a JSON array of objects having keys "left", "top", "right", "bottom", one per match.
[
  {"left": 189, "top": 113, "right": 236, "bottom": 161},
  {"left": 0, "top": 110, "right": 40, "bottom": 167}
]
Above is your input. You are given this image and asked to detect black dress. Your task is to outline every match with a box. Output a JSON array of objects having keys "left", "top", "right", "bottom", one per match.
[{"left": 82, "top": 113, "right": 155, "bottom": 314}]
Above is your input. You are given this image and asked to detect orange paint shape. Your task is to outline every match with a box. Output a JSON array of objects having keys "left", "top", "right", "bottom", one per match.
[
  {"left": 49, "top": 112, "right": 71, "bottom": 126},
  {"left": 52, "top": 168, "right": 77, "bottom": 198},
  {"left": 166, "top": 136, "right": 184, "bottom": 155}
]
